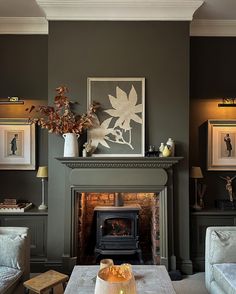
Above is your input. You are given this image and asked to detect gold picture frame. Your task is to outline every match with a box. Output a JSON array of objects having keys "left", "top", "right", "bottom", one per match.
[
  {"left": 0, "top": 118, "right": 35, "bottom": 170},
  {"left": 207, "top": 119, "right": 236, "bottom": 171}
]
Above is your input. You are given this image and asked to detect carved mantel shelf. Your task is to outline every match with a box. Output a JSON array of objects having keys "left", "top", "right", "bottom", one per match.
[{"left": 56, "top": 156, "right": 183, "bottom": 169}]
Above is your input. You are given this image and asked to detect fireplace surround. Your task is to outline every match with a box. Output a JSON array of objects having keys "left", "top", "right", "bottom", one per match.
[{"left": 57, "top": 157, "right": 182, "bottom": 271}]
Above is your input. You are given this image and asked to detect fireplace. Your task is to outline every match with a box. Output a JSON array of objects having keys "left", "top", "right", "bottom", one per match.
[
  {"left": 57, "top": 157, "right": 182, "bottom": 271},
  {"left": 94, "top": 205, "right": 143, "bottom": 263}
]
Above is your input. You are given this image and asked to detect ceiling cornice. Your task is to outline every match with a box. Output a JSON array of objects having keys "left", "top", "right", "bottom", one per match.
[
  {"left": 35, "top": 0, "right": 203, "bottom": 21},
  {"left": 0, "top": 17, "right": 48, "bottom": 34},
  {"left": 190, "top": 20, "right": 236, "bottom": 37}
]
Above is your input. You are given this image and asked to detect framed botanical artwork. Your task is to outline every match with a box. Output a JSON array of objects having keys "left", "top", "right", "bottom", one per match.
[
  {"left": 87, "top": 77, "right": 145, "bottom": 157},
  {"left": 207, "top": 119, "right": 236, "bottom": 170},
  {"left": 0, "top": 118, "right": 35, "bottom": 170}
]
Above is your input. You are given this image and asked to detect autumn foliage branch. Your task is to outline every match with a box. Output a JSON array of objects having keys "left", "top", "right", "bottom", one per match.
[{"left": 26, "top": 86, "right": 100, "bottom": 135}]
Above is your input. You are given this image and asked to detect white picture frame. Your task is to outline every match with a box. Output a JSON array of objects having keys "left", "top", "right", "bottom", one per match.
[
  {"left": 0, "top": 118, "right": 36, "bottom": 170},
  {"left": 87, "top": 77, "right": 145, "bottom": 157}
]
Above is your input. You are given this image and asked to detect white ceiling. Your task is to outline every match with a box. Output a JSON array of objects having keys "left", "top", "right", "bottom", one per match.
[{"left": 1, "top": 0, "right": 236, "bottom": 36}]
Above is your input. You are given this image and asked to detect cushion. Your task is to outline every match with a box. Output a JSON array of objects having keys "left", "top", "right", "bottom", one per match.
[
  {"left": 0, "top": 266, "right": 22, "bottom": 293},
  {"left": 213, "top": 263, "right": 236, "bottom": 294},
  {"left": 0, "top": 234, "right": 27, "bottom": 270},
  {"left": 209, "top": 230, "right": 236, "bottom": 264}
]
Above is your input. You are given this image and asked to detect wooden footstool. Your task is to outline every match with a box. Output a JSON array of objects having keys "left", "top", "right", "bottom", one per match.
[{"left": 23, "top": 270, "right": 69, "bottom": 294}]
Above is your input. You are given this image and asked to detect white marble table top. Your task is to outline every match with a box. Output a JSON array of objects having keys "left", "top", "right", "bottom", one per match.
[{"left": 64, "top": 265, "right": 176, "bottom": 294}]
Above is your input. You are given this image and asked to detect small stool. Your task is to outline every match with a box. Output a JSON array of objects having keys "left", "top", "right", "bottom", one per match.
[{"left": 23, "top": 270, "right": 69, "bottom": 294}]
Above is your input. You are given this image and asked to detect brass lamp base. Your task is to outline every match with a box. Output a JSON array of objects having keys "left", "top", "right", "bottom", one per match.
[
  {"left": 192, "top": 203, "right": 202, "bottom": 211},
  {"left": 38, "top": 204, "right": 47, "bottom": 210}
]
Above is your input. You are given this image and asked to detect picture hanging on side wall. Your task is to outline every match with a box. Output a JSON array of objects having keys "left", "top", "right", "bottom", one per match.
[
  {"left": 207, "top": 119, "right": 236, "bottom": 171},
  {"left": 0, "top": 118, "right": 35, "bottom": 170},
  {"left": 87, "top": 77, "right": 145, "bottom": 157}
]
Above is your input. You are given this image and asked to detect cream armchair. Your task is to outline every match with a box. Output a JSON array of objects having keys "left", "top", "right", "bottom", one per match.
[
  {"left": 0, "top": 227, "right": 30, "bottom": 294},
  {"left": 205, "top": 226, "right": 236, "bottom": 294}
]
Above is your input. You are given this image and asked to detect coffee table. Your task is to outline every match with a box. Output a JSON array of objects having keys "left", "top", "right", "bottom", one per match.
[{"left": 64, "top": 265, "right": 176, "bottom": 293}]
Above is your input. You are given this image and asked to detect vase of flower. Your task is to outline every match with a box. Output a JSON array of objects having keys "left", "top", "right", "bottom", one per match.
[
  {"left": 26, "top": 86, "right": 100, "bottom": 157},
  {"left": 62, "top": 133, "right": 80, "bottom": 157}
]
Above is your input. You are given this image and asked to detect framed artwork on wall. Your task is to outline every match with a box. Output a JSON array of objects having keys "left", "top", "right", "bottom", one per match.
[
  {"left": 207, "top": 119, "right": 236, "bottom": 170},
  {"left": 0, "top": 118, "right": 35, "bottom": 170},
  {"left": 87, "top": 77, "right": 145, "bottom": 157}
]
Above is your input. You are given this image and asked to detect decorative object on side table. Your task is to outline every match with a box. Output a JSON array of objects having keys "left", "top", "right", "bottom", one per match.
[
  {"left": 220, "top": 175, "right": 236, "bottom": 202},
  {"left": 190, "top": 166, "right": 203, "bottom": 210},
  {"left": 26, "top": 86, "right": 100, "bottom": 157},
  {"left": 217, "top": 175, "right": 236, "bottom": 209},
  {"left": 95, "top": 263, "right": 136, "bottom": 294},
  {"left": 37, "top": 166, "right": 48, "bottom": 210},
  {"left": 197, "top": 183, "right": 206, "bottom": 209},
  {"left": 0, "top": 198, "right": 32, "bottom": 212}
]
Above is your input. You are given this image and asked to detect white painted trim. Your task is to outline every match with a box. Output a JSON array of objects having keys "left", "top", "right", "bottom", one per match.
[
  {"left": 0, "top": 17, "right": 48, "bottom": 34},
  {"left": 190, "top": 20, "right": 236, "bottom": 37},
  {"left": 36, "top": 0, "right": 203, "bottom": 21}
]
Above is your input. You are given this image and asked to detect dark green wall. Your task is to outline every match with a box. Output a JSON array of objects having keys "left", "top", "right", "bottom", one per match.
[
  {"left": 190, "top": 37, "right": 236, "bottom": 208},
  {"left": 0, "top": 35, "right": 48, "bottom": 206},
  {"left": 47, "top": 21, "right": 191, "bottom": 272}
]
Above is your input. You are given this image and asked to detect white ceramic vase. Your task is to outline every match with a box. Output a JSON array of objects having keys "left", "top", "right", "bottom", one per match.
[
  {"left": 62, "top": 133, "right": 80, "bottom": 157},
  {"left": 166, "top": 138, "right": 175, "bottom": 156}
]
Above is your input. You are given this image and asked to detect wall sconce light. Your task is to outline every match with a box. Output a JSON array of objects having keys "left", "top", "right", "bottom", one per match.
[
  {"left": 0, "top": 97, "right": 24, "bottom": 105},
  {"left": 218, "top": 98, "right": 236, "bottom": 107},
  {"left": 36, "top": 166, "right": 48, "bottom": 210}
]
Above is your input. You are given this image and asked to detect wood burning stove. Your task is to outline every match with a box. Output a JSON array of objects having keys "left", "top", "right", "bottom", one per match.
[{"left": 94, "top": 204, "right": 143, "bottom": 263}]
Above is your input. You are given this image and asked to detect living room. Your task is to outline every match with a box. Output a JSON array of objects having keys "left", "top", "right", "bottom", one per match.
[{"left": 0, "top": 0, "right": 236, "bottom": 293}]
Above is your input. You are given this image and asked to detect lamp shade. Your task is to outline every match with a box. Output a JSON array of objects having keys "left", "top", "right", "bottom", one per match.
[
  {"left": 190, "top": 166, "right": 203, "bottom": 179},
  {"left": 36, "top": 166, "right": 48, "bottom": 178}
]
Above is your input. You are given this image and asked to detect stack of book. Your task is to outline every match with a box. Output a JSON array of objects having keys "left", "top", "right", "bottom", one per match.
[{"left": 0, "top": 199, "right": 32, "bottom": 212}]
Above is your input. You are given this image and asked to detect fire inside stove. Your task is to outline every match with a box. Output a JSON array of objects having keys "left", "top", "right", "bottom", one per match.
[{"left": 104, "top": 218, "right": 132, "bottom": 236}]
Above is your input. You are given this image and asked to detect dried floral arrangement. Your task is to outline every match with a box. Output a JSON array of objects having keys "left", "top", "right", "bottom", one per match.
[{"left": 26, "top": 86, "right": 100, "bottom": 135}]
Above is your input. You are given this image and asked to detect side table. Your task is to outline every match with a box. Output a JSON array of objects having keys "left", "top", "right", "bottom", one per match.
[
  {"left": 23, "top": 270, "right": 68, "bottom": 294},
  {"left": 64, "top": 265, "right": 176, "bottom": 293}
]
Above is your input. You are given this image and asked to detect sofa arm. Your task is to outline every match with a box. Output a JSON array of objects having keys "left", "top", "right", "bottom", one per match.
[
  {"left": 205, "top": 226, "right": 236, "bottom": 291},
  {"left": 0, "top": 227, "right": 30, "bottom": 281}
]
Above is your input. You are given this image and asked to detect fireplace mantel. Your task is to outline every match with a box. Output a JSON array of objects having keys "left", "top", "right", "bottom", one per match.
[
  {"left": 56, "top": 156, "right": 183, "bottom": 169},
  {"left": 57, "top": 156, "right": 183, "bottom": 271}
]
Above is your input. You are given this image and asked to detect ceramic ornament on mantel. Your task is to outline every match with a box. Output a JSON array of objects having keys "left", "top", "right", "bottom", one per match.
[{"left": 62, "top": 133, "right": 80, "bottom": 157}]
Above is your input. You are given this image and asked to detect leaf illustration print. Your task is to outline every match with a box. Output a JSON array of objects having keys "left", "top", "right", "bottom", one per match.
[
  {"left": 104, "top": 85, "right": 143, "bottom": 131},
  {"left": 89, "top": 114, "right": 113, "bottom": 149}
]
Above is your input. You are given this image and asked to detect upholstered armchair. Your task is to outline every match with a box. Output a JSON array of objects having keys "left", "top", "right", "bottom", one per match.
[
  {"left": 0, "top": 227, "right": 30, "bottom": 294},
  {"left": 205, "top": 226, "right": 236, "bottom": 294}
]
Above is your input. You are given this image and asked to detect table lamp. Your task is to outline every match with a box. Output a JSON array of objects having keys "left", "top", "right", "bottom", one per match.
[
  {"left": 37, "top": 166, "right": 48, "bottom": 210},
  {"left": 190, "top": 166, "right": 203, "bottom": 210}
]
